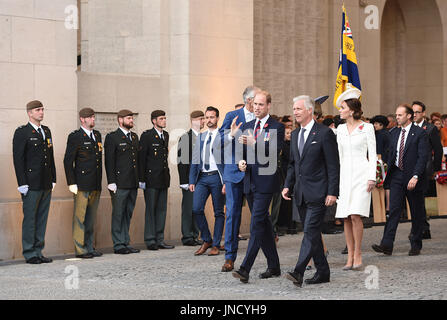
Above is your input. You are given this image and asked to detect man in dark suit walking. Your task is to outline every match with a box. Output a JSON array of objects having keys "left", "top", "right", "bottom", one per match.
[
  {"left": 104, "top": 109, "right": 141, "bottom": 255},
  {"left": 372, "top": 104, "right": 429, "bottom": 256},
  {"left": 177, "top": 110, "right": 204, "bottom": 246},
  {"left": 189, "top": 106, "right": 225, "bottom": 256},
  {"left": 231, "top": 90, "right": 284, "bottom": 283},
  {"left": 63, "top": 107, "right": 103, "bottom": 259},
  {"left": 139, "top": 110, "right": 175, "bottom": 250},
  {"left": 282, "top": 95, "right": 340, "bottom": 287},
  {"left": 412, "top": 101, "right": 443, "bottom": 239},
  {"left": 13, "top": 100, "right": 56, "bottom": 264},
  {"left": 219, "top": 86, "right": 257, "bottom": 272}
]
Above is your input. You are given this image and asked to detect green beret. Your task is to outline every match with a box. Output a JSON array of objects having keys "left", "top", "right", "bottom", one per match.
[
  {"left": 117, "top": 109, "right": 134, "bottom": 118},
  {"left": 26, "top": 100, "right": 43, "bottom": 111},
  {"left": 79, "top": 107, "right": 95, "bottom": 118},
  {"left": 151, "top": 109, "right": 166, "bottom": 120}
]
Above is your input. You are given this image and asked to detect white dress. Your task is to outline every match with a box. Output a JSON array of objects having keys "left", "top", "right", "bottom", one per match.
[{"left": 335, "top": 122, "right": 377, "bottom": 218}]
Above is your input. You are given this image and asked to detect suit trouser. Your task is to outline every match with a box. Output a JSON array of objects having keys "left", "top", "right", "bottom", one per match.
[
  {"left": 192, "top": 173, "right": 225, "bottom": 248},
  {"left": 294, "top": 201, "right": 329, "bottom": 276},
  {"left": 381, "top": 170, "right": 424, "bottom": 250},
  {"left": 144, "top": 187, "right": 168, "bottom": 246},
  {"left": 73, "top": 190, "right": 101, "bottom": 255},
  {"left": 224, "top": 181, "right": 244, "bottom": 261},
  {"left": 270, "top": 191, "right": 282, "bottom": 233},
  {"left": 21, "top": 190, "right": 52, "bottom": 260},
  {"left": 181, "top": 189, "right": 199, "bottom": 244},
  {"left": 110, "top": 188, "right": 137, "bottom": 251},
  {"left": 240, "top": 192, "right": 280, "bottom": 274}
]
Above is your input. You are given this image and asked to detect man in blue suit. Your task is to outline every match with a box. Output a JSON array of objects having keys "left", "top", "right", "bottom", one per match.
[
  {"left": 372, "top": 104, "right": 429, "bottom": 256},
  {"left": 282, "top": 95, "right": 339, "bottom": 288},
  {"left": 231, "top": 90, "right": 284, "bottom": 283},
  {"left": 189, "top": 106, "right": 226, "bottom": 256},
  {"left": 219, "top": 86, "right": 257, "bottom": 272}
]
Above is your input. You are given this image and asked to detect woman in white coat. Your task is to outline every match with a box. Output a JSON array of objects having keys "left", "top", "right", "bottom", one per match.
[{"left": 336, "top": 90, "right": 377, "bottom": 270}]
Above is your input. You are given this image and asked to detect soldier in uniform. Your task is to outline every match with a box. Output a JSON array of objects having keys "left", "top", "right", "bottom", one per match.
[
  {"left": 104, "top": 109, "right": 141, "bottom": 255},
  {"left": 13, "top": 100, "right": 56, "bottom": 264},
  {"left": 63, "top": 107, "right": 103, "bottom": 259},
  {"left": 177, "top": 110, "right": 205, "bottom": 246},
  {"left": 139, "top": 110, "right": 175, "bottom": 250}
]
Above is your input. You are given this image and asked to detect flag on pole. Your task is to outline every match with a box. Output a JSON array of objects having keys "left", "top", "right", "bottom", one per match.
[{"left": 333, "top": 4, "right": 361, "bottom": 109}]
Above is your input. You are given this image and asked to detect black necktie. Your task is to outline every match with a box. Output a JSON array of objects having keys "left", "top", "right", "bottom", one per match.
[
  {"left": 254, "top": 121, "right": 261, "bottom": 140},
  {"left": 298, "top": 128, "right": 306, "bottom": 156},
  {"left": 37, "top": 128, "right": 44, "bottom": 141},
  {"left": 127, "top": 132, "right": 132, "bottom": 142},
  {"left": 90, "top": 132, "right": 95, "bottom": 142},
  {"left": 204, "top": 134, "right": 212, "bottom": 171}
]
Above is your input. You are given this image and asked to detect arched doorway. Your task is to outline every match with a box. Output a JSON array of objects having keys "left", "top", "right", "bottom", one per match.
[{"left": 381, "top": 0, "right": 444, "bottom": 115}]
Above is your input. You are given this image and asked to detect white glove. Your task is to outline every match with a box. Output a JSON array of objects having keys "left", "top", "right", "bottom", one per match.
[
  {"left": 52, "top": 183, "right": 56, "bottom": 191},
  {"left": 180, "top": 184, "right": 189, "bottom": 190},
  {"left": 69, "top": 184, "right": 78, "bottom": 195},
  {"left": 139, "top": 182, "right": 146, "bottom": 190},
  {"left": 18, "top": 185, "right": 29, "bottom": 196},
  {"left": 108, "top": 183, "right": 117, "bottom": 193}
]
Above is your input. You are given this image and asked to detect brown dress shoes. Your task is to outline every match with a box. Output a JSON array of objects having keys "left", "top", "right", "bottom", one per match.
[
  {"left": 194, "top": 241, "right": 212, "bottom": 256},
  {"left": 221, "top": 260, "right": 234, "bottom": 272}
]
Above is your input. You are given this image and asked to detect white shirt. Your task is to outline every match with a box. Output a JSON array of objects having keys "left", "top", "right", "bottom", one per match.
[
  {"left": 191, "top": 128, "right": 199, "bottom": 136},
  {"left": 415, "top": 121, "right": 424, "bottom": 128},
  {"left": 29, "top": 122, "right": 45, "bottom": 140},
  {"left": 253, "top": 114, "right": 270, "bottom": 136},
  {"left": 154, "top": 127, "right": 165, "bottom": 140},
  {"left": 119, "top": 127, "right": 132, "bottom": 140},
  {"left": 395, "top": 122, "right": 412, "bottom": 167},
  {"left": 244, "top": 106, "right": 255, "bottom": 123},
  {"left": 202, "top": 128, "right": 219, "bottom": 172},
  {"left": 299, "top": 119, "right": 315, "bottom": 145},
  {"left": 81, "top": 126, "right": 95, "bottom": 141}
]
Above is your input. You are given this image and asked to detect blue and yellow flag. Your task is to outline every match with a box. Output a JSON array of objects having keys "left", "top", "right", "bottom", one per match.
[{"left": 333, "top": 4, "right": 361, "bottom": 109}]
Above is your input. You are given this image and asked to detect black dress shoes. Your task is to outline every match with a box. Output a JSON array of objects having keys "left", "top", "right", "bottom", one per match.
[
  {"left": 422, "top": 230, "right": 431, "bottom": 240},
  {"left": 232, "top": 268, "right": 249, "bottom": 283},
  {"left": 26, "top": 257, "right": 42, "bottom": 264},
  {"left": 259, "top": 268, "right": 281, "bottom": 279},
  {"left": 341, "top": 246, "right": 348, "bottom": 254},
  {"left": 183, "top": 240, "right": 196, "bottom": 246},
  {"left": 114, "top": 247, "right": 131, "bottom": 254},
  {"left": 305, "top": 273, "right": 330, "bottom": 285},
  {"left": 408, "top": 248, "right": 421, "bottom": 256},
  {"left": 127, "top": 246, "right": 140, "bottom": 253},
  {"left": 285, "top": 271, "right": 303, "bottom": 287},
  {"left": 371, "top": 244, "right": 393, "bottom": 255},
  {"left": 91, "top": 250, "right": 103, "bottom": 257},
  {"left": 76, "top": 253, "right": 94, "bottom": 259},
  {"left": 158, "top": 242, "right": 175, "bottom": 249},
  {"left": 147, "top": 244, "right": 159, "bottom": 251},
  {"left": 39, "top": 256, "right": 53, "bottom": 263}
]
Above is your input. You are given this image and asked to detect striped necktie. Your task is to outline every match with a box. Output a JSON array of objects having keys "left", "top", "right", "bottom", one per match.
[{"left": 398, "top": 128, "right": 406, "bottom": 170}]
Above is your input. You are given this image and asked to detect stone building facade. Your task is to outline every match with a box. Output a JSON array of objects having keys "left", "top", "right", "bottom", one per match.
[{"left": 0, "top": 0, "right": 445, "bottom": 260}]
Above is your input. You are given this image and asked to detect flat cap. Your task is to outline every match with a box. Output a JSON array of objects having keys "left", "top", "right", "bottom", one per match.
[
  {"left": 117, "top": 109, "right": 134, "bottom": 118},
  {"left": 190, "top": 110, "right": 204, "bottom": 119},
  {"left": 151, "top": 109, "right": 166, "bottom": 120},
  {"left": 26, "top": 100, "right": 43, "bottom": 111},
  {"left": 79, "top": 107, "right": 95, "bottom": 118}
]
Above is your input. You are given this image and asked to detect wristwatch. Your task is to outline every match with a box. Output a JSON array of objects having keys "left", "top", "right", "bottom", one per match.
[{"left": 413, "top": 175, "right": 418, "bottom": 179}]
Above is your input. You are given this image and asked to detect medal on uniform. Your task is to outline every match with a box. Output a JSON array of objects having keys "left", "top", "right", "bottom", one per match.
[
  {"left": 264, "top": 132, "right": 270, "bottom": 142},
  {"left": 98, "top": 142, "right": 103, "bottom": 152},
  {"left": 47, "top": 138, "right": 52, "bottom": 148}
]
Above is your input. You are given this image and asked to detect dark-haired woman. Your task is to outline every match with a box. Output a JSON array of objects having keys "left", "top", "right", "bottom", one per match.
[{"left": 336, "top": 97, "right": 377, "bottom": 271}]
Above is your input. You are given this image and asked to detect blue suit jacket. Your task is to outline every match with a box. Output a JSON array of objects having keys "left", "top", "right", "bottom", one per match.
[
  {"left": 239, "top": 116, "right": 285, "bottom": 194},
  {"left": 384, "top": 124, "right": 429, "bottom": 191},
  {"left": 219, "top": 107, "right": 247, "bottom": 184},
  {"left": 189, "top": 131, "right": 225, "bottom": 185},
  {"left": 284, "top": 122, "right": 340, "bottom": 206}
]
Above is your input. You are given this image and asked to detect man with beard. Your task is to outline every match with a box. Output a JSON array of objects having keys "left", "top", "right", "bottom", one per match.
[
  {"left": 139, "top": 110, "right": 175, "bottom": 250},
  {"left": 64, "top": 107, "right": 103, "bottom": 259},
  {"left": 104, "top": 109, "right": 141, "bottom": 255},
  {"left": 189, "top": 106, "right": 225, "bottom": 256}
]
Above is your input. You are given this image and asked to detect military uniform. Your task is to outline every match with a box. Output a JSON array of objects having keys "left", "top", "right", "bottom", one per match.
[
  {"left": 104, "top": 128, "right": 139, "bottom": 251},
  {"left": 139, "top": 127, "right": 170, "bottom": 248},
  {"left": 63, "top": 127, "right": 102, "bottom": 256},
  {"left": 177, "top": 129, "right": 200, "bottom": 245},
  {"left": 13, "top": 123, "right": 56, "bottom": 261}
]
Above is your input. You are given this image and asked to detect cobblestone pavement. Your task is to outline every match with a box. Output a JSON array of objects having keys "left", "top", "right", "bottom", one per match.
[{"left": 1, "top": 218, "right": 446, "bottom": 300}]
